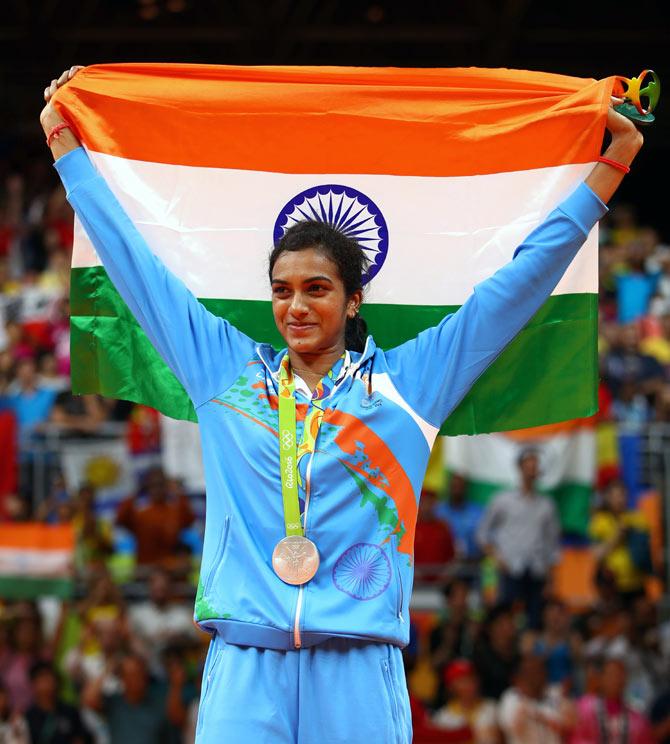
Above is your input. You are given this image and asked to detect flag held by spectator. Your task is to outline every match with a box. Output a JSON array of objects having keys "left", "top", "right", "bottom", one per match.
[
  {"left": 0, "top": 523, "right": 74, "bottom": 599},
  {"left": 446, "top": 418, "right": 596, "bottom": 534},
  {"left": 54, "top": 64, "right": 613, "bottom": 434}
]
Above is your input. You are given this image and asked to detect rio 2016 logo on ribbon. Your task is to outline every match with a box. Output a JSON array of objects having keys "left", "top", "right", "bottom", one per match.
[{"left": 274, "top": 185, "right": 389, "bottom": 285}]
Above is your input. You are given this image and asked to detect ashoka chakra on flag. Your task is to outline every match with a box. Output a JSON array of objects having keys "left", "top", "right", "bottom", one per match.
[{"left": 273, "top": 184, "right": 389, "bottom": 285}]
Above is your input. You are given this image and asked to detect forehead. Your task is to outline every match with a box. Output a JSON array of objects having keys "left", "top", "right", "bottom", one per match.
[{"left": 271, "top": 248, "right": 340, "bottom": 281}]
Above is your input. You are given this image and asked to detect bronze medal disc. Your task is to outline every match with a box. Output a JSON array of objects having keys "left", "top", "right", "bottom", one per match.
[{"left": 272, "top": 535, "right": 320, "bottom": 585}]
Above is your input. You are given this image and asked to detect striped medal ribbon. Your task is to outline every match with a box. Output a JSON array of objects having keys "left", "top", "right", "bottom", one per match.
[{"left": 271, "top": 353, "right": 343, "bottom": 585}]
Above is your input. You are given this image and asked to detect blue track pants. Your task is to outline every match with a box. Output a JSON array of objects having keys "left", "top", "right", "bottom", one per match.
[{"left": 194, "top": 633, "right": 412, "bottom": 743}]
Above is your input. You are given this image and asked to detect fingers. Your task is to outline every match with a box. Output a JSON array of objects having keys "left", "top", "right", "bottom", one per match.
[
  {"left": 43, "top": 66, "right": 84, "bottom": 102},
  {"left": 44, "top": 79, "right": 58, "bottom": 103}
]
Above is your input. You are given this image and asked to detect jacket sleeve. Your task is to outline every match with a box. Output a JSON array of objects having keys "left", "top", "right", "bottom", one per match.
[
  {"left": 384, "top": 182, "right": 607, "bottom": 428},
  {"left": 54, "top": 147, "right": 257, "bottom": 408}
]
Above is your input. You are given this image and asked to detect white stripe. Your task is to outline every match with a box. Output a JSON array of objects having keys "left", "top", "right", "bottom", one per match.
[
  {"left": 371, "top": 372, "right": 439, "bottom": 448},
  {"left": 445, "top": 429, "right": 595, "bottom": 488},
  {"left": 73, "top": 151, "right": 597, "bottom": 305},
  {"left": 0, "top": 548, "right": 72, "bottom": 577}
]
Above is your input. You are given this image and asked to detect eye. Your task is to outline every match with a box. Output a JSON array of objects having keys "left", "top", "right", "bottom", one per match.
[
  {"left": 308, "top": 283, "right": 328, "bottom": 293},
  {"left": 272, "top": 286, "right": 290, "bottom": 296}
]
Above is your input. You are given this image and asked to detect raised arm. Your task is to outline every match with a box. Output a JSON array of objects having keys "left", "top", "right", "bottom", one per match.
[
  {"left": 385, "top": 101, "right": 643, "bottom": 428},
  {"left": 41, "top": 68, "right": 257, "bottom": 408}
]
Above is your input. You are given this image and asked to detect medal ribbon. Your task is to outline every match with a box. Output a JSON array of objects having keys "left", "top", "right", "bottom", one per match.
[{"left": 277, "top": 353, "right": 344, "bottom": 537}]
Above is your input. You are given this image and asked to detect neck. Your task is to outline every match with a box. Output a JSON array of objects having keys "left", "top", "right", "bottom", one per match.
[
  {"left": 288, "top": 344, "right": 345, "bottom": 388},
  {"left": 521, "top": 481, "right": 535, "bottom": 495}
]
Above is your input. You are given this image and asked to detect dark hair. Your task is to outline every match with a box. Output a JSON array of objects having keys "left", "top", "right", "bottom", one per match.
[
  {"left": 482, "top": 601, "right": 514, "bottom": 632},
  {"left": 269, "top": 221, "right": 370, "bottom": 352},
  {"left": 516, "top": 447, "right": 539, "bottom": 468},
  {"left": 29, "top": 660, "right": 55, "bottom": 682}
]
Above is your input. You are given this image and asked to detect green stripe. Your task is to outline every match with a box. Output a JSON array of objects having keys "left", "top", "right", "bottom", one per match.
[
  {"left": 0, "top": 576, "right": 73, "bottom": 599},
  {"left": 70, "top": 266, "right": 597, "bottom": 435},
  {"left": 464, "top": 478, "right": 592, "bottom": 535}
]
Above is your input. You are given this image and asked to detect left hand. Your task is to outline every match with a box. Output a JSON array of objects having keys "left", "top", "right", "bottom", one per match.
[{"left": 606, "top": 96, "right": 644, "bottom": 144}]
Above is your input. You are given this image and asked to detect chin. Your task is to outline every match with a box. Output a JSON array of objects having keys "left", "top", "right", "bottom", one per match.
[{"left": 287, "top": 336, "right": 320, "bottom": 352}]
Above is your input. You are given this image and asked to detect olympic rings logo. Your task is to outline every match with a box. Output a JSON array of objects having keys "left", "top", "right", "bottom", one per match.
[{"left": 281, "top": 430, "right": 294, "bottom": 450}]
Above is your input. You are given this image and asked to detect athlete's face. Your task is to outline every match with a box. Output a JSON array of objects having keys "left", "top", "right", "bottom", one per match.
[{"left": 271, "top": 248, "right": 361, "bottom": 355}]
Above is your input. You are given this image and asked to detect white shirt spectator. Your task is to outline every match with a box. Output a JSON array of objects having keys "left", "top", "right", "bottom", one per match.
[
  {"left": 433, "top": 699, "right": 498, "bottom": 744},
  {"left": 498, "top": 686, "right": 567, "bottom": 744}
]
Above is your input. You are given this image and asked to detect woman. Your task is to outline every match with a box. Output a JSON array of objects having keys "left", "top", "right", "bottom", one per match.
[{"left": 41, "top": 66, "right": 643, "bottom": 743}]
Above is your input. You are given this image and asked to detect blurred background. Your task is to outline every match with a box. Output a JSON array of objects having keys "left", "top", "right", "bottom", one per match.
[{"left": 1, "top": 2, "right": 669, "bottom": 743}]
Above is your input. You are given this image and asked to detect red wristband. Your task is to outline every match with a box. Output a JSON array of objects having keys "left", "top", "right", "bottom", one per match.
[
  {"left": 46, "top": 122, "right": 70, "bottom": 147},
  {"left": 597, "top": 156, "right": 631, "bottom": 174}
]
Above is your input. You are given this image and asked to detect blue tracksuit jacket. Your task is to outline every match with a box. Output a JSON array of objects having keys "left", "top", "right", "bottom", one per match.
[{"left": 55, "top": 146, "right": 606, "bottom": 651}]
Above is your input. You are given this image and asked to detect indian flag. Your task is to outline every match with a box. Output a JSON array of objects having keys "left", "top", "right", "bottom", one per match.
[
  {"left": 445, "top": 419, "right": 596, "bottom": 534},
  {"left": 53, "top": 64, "right": 613, "bottom": 435},
  {"left": 0, "top": 524, "right": 75, "bottom": 599}
]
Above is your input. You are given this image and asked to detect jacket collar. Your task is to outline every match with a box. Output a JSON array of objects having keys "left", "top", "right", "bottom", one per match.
[{"left": 256, "top": 335, "right": 376, "bottom": 391}]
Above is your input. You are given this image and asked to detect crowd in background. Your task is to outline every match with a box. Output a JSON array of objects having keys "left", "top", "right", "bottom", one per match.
[{"left": 1, "top": 151, "right": 670, "bottom": 743}]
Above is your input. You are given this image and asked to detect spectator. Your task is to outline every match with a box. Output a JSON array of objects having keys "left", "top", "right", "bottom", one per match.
[
  {"left": 571, "top": 657, "right": 653, "bottom": 744},
  {"left": 433, "top": 660, "right": 498, "bottom": 744},
  {"left": 0, "top": 356, "right": 56, "bottom": 441},
  {"left": 82, "top": 652, "right": 184, "bottom": 744},
  {"left": 1, "top": 603, "right": 47, "bottom": 713},
  {"left": 589, "top": 480, "right": 651, "bottom": 604},
  {"left": 640, "top": 312, "right": 670, "bottom": 368},
  {"left": 526, "top": 598, "right": 576, "bottom": 688},
  {"left": 129, "top": 567, "right": 198, "bottom": 675},
  {"left": 0, "top": 682, "right": 29, "bottom": 744},
  {"left": 71, "top": 484, "right": 114, "bottom": 572},
  {"left": 477, "top": 449, "right": 560, "bottom": 630},
  {"left": 435, "top": 473, "right": 484, "bottom": 561},
  {"left": 414, "top": 489, "right": 456, "bottom": 583},
  {"left": 498, "top": 655, "right": 574, "bottom": 744},
  {"left": 602, "top": 324, "right": 664, "bottom": 403},
  {"left": 116, "top": 466, "right": 195, "bottom": 567},
  {"left": 64, "top": 617, "right": 132, "bottom": 693},
  {"left": 24, "top": 662, "right": 91, "bottom": 744},
  {"left": 430, "top": 579, "right": 481, "bottom": 701},
  {"left": 78, "top": 566, "right": 126, "bottom": 631},
  {"left": 472, "top": 603, "right": 519, "bottom": 700},
  {"left": 649, "top": 253, "right": 670, "bottom": 317},
  {"left": 35, "top": 471, "right": 71, "bottom": 524},
  {"left": 64, "top": 617, "right": 137, "bottom": 744},
  {"left": 49, "top": 392, "right": 107, "bottom": 436},
  {"left": 614, "top": 240, "right": 659, "bottom": 324},
  {"left": 36, "top": 351, "right": 68, "bottom": 392},
  {"left": 611, "top": 378, "right": 652, "bottom": 429}
]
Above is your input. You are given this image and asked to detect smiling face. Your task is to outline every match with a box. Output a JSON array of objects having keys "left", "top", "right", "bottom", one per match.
[{"left": 271, "top": 247, "right": 361, "bottom": 356}]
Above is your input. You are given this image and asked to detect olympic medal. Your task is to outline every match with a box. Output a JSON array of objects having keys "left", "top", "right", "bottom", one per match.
[{"left": 272, "top": 535, "right": 320, "bottom": 585}]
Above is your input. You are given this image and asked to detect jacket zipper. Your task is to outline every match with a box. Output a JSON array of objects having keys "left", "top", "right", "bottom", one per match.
[
  {"left": 294, "top": 447, "right": 317, "bottom": 649},
  {"left": 395, "top": 534, "right": 405, "bottom": 622}
]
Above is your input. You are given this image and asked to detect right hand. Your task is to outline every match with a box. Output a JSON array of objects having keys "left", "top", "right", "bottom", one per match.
[{"left": 40, "top": 65, "right": 84, "bottom": 133}]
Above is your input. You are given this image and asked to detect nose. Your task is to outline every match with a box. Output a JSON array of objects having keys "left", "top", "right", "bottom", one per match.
[{"left": 289, "top": 291, "right": 308, "bottom": 316}]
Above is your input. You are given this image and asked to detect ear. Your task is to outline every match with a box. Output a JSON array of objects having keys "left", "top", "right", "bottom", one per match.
[{"left": 347, "top": 289, "right": 363, "bottom": 318}]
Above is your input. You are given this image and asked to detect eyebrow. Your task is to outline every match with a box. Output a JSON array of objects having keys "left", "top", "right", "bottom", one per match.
[{"left": 271, "top": 275, "right": 334, "bottom": 285}]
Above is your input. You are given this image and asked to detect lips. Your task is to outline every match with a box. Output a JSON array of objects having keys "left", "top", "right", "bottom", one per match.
[{"left": 288, "top": 323, "right": 317, "bottom": 334}]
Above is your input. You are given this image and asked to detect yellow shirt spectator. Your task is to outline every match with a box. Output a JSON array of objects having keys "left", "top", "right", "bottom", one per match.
[
  {"left": 589, "top": 509, "right": 648, "bottom": 593},
  {"left": 640, "top": 335, "right": 670, "bottom": 365}
]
